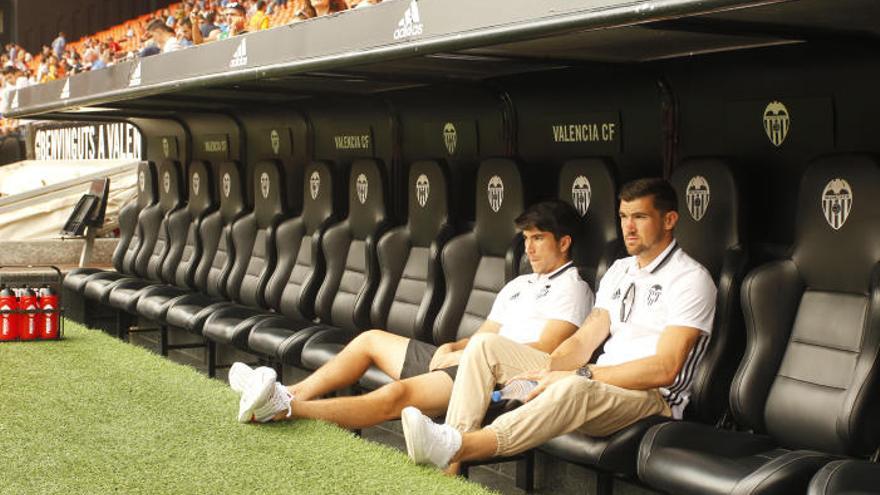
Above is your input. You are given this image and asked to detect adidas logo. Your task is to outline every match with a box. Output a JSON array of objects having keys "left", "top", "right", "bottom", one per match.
[
  {"left": 129, "top": 62, "right": 142, "bottom": 87},
  {"left": 10, "top": 90, "right": 18, "bottom": 110},
  {"left": 393, "top": 1, "right": 424, "bottom": 41},
  {"left": 60, "top": 78, "right": 70, "bottom": 100},
  {"left": 229, "top": 39, "right": 247, "bottom": 68}
]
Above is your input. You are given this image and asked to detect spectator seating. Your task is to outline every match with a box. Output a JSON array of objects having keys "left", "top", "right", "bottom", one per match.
[
  {"left": 105, "top": 161, "right": 216, "bottom": 335},
  {"left": 538, "top": 157, "right": 747, "bottom": 493},
  {"left": 200, "top": 160, "right": 343, "bottom": 376},
  {"left": 638, "top": 155, "right": 880, "bottom": 495}
]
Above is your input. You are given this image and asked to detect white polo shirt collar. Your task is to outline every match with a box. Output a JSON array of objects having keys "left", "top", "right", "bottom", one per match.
[
  {"left": 628, "top": 240, "right": 679, "bottom": 276},
  {"left": 531, "top": 260, "right": 575, "bottom": 283}
]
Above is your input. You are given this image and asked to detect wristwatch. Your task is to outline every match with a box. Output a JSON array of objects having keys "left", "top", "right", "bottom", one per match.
[{"left": 575, "top": 365, "right": 593, "bottom": 379}]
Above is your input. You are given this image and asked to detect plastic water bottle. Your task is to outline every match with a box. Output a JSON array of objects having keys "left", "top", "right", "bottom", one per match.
[{"left": 491, "top": 380, "right": 538, "bottom": 403}]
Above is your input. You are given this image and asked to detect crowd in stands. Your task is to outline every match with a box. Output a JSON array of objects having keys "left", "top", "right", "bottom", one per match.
[{"left": 0, "top": 0, "right": 386, "bottom": 136}]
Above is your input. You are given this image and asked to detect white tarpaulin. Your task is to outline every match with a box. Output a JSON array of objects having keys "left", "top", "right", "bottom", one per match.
[{"left": 0, "top": 160, "right": 140, "bottom": 241}]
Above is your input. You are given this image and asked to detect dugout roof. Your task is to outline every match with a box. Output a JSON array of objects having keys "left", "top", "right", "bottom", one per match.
[{"left": 5, "top": 0, "right": 879, "bottom": 119}]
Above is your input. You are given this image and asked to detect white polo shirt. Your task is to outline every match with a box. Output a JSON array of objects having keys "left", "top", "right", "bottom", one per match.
[
  {"left": 487, "top": 261, "right": 594, "bottom": 344},
  {"left": 594, "top": 240, "right": 716, "bottom": 419}
]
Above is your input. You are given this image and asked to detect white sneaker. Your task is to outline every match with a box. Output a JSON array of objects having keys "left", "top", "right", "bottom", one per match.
[
  {"left": 400, "top": 406, "right": 462, "bottom": 469},
  {"left": 228, "top": 362, "right": 255, "bottom": 394},
  {"left": 251, "top": 382, "right": 294, "bottom": 423},
  {"left": 237, "top": 366, "right": 277, "bottom": 423}
]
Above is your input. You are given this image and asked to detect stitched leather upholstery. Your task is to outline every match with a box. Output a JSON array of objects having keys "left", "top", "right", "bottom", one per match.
[
  {"left": 807, "top": 460, "right": 880, "bottom": 495},
  {"left": 107, "top": 161, "right": 216, "bottom": 313},
  {"left": 164, "top": 161, "right": 283, "bottom": 335},
  {"left": 432, "top": 158, "right": 526, "bottom": 345},
  {"left": 296, "top": 160, "right": 454, "bottom": 376},
  {"left": 638, "top": 154, "right": 880, "bottom": 495},
  {"left": 204, "top": 161, "right": 341, "bottom": 351},
  {"left": 64, "top": 162, "right": 157, "bottom": 293},
  {"left": 83, "top": 160, "right": 183, "bottom": 303}
]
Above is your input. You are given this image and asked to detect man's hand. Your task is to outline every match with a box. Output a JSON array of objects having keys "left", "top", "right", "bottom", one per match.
[
  {"left": 429, "top": 344, "right": 461, "bottom": 371},
  {"left": 510, "top": 369, "right": 576, "bottom": 402}
]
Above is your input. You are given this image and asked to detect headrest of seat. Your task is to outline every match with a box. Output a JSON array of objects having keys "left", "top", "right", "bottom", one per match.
[
  {"left": 408, "top": 160, "right": 450, "bottom": 247},
  {"left": 474, "top": 158, "right": 524, "bottom": 257},
  {"left": 348, "top": 159, "right": 389, "bottom": 240},
  {"left": 156, "top": 160, "right": 183, "bottom": 213},
  {"left": 187, "top": 161, "right": 216, "bottom": 217},
  {"left": 302, "top": 161, "right": 337, "bottom": 234},
  {"left": 252, "top": 160, "right": 287, "bottom": 229},
  {"left": 217, "top": 161, "right": 245, "bottom": 224},
  {"left": 793, "top": 154, "right": 880, "bottom": 293},
  {"left": 135, "top": 161, "right": 158, "bottom": 208},
  {"left": 559, "top": 158, "right": 619, "bottom": 268},
  {"left": 670, "top": 157, "right": 743, "bottom": 282}
]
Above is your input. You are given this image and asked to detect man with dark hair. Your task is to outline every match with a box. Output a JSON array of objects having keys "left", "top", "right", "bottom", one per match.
[
  {"left": 231, "top": 200, "right": 594, "bottom": 429},
  {"left": 146, "top": 19, "right": 180, "bottom": 53},
  {"left": 401, "top": 178, "right": 716, "bottom": 474}
]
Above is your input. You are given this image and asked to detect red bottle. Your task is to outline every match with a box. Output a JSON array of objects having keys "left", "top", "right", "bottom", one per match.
[
  {"left": 18, "top": 286, "right": 39, "bottom": 341},
  {"left": 0, "top": 285, "right": 18, "bottom": 341},
  {"left": 39, "top": 286, "right": 60, "bottom": 340}
]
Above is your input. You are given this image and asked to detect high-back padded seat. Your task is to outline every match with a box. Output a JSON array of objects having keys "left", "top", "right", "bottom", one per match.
[
  {"left": 537, "top": 157, "right": 747, "bottom": 482},
  {"left": 132, "top": 161, "right": 223, "bottom": 321},
  {"left": 209, "top": 159, "right": 389, "bottom": 371},
  {"left": 63, "top": 161, "right": 157, "bottom": 295},
  {"left": 106, "top": 161, "right": 215, "bottom": 314},
  {"left": 807, "top": 459, "right": 880, "bottom": 495},
  {"left": 136, "top": 162, "right": 247, "bottom": 324},
  {"left": 200, "top": 161, "right": 342, "bottom": 366},
  {"left": 81, "top": 160, "right": 181, "bottom": 303},
  {"left": 293, "top": 160, "right": 454, "bottom": 379},
  {"left": 557, "top": 158, "right": 622, "bottom": 288},
  {"left": 433, "top": 157, "right": 526, "bottom": 345},
  {"left": 638, "top": 154, "right": 880, "bottom": 495},
  {"left": 163, "top": 161, "right": 285, "bottom": 338}
]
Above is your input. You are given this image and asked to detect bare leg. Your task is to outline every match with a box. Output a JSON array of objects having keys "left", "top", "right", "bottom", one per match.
[
  {"left": 452, "top": 429, "right": 499, "bottom": 464},
  {"left": 277, "top": 371, "right": 454, "bottom": 429},
  {"left": 290, "top": 329, "right": 411, "bottom": 400}
]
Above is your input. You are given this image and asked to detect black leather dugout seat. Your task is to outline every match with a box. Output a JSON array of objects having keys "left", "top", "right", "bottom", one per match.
[
  {"left": 64, "top": 161, "right": 156, "bottom": 296},
  {"left": 639, "top": 154, "right": 880, "bottom": 495},
  {"left": 201, "top": 161, "right": 342, "bottom": 370},
  {"left": 163, "top": 161, "right": 285, "bottom": 345},
  {"left": 245, "top": 159, "right": 390, "bottom": 372},
  {"left": 81, "top": 160, "right": 183, "bottom": 306},
  {"left": 556, "top": 157, "right": 621, "bottom": 287},
  {"left": 808, "top": 460, "right": 880, "bottom": 495},
  {"left": 300, "top": 158, "right": 526, "bottom": 389},
  {"left": 136, "top": 162, "right": 245, "bottom": 325},
  {"left": 283, "top": 160, "right": 453, "bottom": 384},
  {"left": 106, "top": 161, "right": 214, "bottom": 317},
  {"left": 539, "top": 158, "right": 748, "bottom": 489}
]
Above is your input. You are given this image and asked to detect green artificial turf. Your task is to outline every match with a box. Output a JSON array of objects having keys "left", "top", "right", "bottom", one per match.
[{"left": 0, "top": 321, "right": 494, "bottom": 495}]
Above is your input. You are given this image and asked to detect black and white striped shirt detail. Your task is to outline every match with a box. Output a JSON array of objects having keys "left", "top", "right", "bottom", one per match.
[{"left": 663, "top": 332, "right": 710, "bottom": 407}]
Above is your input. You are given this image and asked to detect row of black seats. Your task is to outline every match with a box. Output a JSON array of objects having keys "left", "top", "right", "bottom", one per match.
[{"left": 62, "top": 153, "right": 880, "bottom": 494}]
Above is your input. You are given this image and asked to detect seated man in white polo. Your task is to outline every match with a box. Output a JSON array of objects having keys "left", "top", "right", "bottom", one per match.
[
  {"left": 233, "top": 200, "right": 594, "bottom": 429},
  {"left": 400, "top": 178, "right": 716, "bottom": 474}
]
